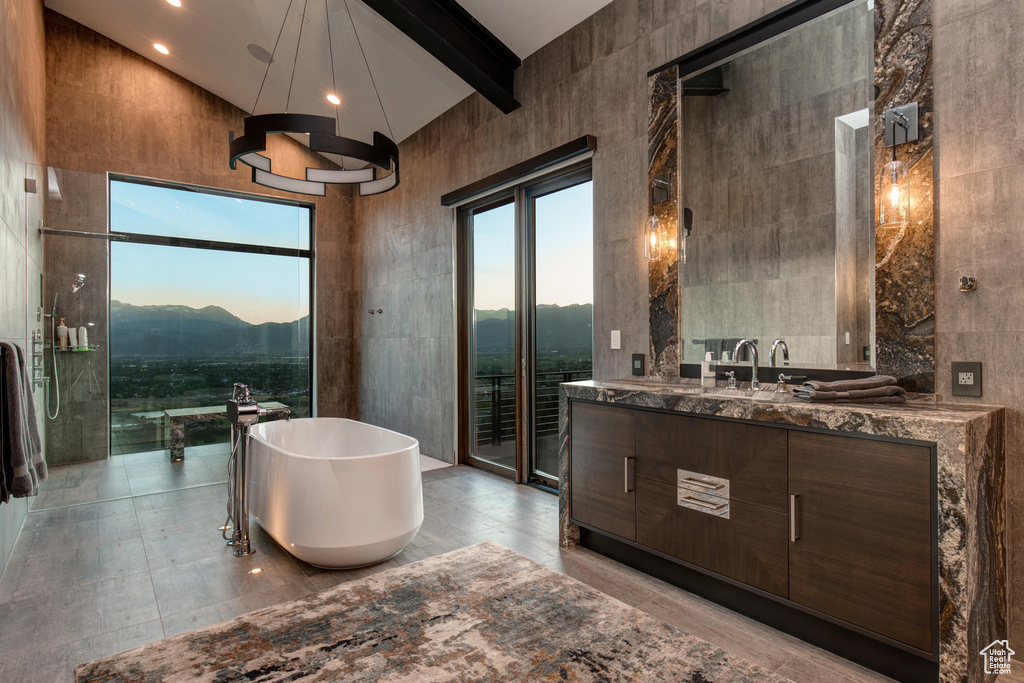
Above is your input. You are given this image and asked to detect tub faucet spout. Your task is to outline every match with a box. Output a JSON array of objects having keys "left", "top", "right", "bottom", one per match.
[{"left": 225, "top": 383, "right": 291, "bottom": 558}]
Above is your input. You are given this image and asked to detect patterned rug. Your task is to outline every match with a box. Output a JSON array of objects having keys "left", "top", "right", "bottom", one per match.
[{"left": 76, "top": 541, "right": 789, "bottom": 682}]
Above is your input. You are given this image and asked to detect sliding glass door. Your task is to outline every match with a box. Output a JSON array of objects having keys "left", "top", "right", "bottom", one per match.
[
  {"left": 459, "top": 164, "right": 593, "bottom": 486},
  {"left": 527, "top": 174, "right": 593, "bottom": 485},
  {"left": 466, "top": 196, "right": 518, "bottom": 474}
]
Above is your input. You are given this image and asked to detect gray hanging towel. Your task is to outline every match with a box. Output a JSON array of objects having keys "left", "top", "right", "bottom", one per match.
[{"left": 0, "top": 342, "right": 46, "bottom": 499}]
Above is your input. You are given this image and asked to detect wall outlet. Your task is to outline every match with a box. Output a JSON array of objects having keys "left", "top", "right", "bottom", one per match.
[
  {"left": 610, "top": 330, "right": 621, "bottom": 350},
  {"left": 631, "top": 354, "right": 645, "bottom": 376},
  {"left": 951, "top": 361, "right": 982, "bottom": 397}
]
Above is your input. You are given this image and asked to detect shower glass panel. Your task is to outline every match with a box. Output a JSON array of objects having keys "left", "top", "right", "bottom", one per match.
[
  {"left": 468, "top": 197, "right": 517, "bottom": 474},
  {"left": 43, "top": 169, "right": 112, "bottom": 467},
  {"left": 107, "top": 177, "right": 313, "bottom": 456}
]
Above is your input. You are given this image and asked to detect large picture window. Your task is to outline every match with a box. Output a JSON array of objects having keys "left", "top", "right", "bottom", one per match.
[{"left": 108, "top": 177, "right": 314, "bottom": 455}]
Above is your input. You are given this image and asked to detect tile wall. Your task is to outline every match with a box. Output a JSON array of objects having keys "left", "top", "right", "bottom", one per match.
[{"left": 0, "top": 0, "right": 46, "bottom": 573}]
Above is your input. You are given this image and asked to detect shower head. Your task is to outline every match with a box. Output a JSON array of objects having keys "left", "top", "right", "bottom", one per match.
[{"left": 72, "top": 274, "right": 86, "bottom": 293}]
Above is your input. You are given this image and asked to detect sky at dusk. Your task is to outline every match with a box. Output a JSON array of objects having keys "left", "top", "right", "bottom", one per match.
[
  {"left": 472, "top": 181, "right": 593, "bottom": 310},
  {"left": 109, "top": 180, "right": 311, "bottom": 325}
]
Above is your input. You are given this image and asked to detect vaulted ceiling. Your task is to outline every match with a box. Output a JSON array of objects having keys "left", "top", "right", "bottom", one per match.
[{"left": 44, "top": 0, "right": 614, "bottom": 148}]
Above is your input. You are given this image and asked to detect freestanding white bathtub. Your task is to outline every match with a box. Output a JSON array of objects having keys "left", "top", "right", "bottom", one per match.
[{"left": 248, "top": 417, "right": 423, "bottom": 569}]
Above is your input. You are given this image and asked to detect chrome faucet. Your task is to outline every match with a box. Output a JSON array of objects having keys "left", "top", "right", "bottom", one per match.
[
  {"left": 733, "top": 339, "right": 760, "bottom": 391},
  {"left": 225, "top": 382, "right": 290, "bottom": 557},
  {"left": 770, "top": 338, "right": 789, "bottom": 367}
]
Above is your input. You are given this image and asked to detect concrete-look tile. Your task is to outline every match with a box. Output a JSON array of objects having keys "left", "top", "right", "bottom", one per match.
[
  {"left": 935, "top": 0, "right": 1024, "bottom": 179},
  {"left": 160, "top": 577, "right": 316, "bottom": 637},
  {"left": 22, "top": 496, "right": 136, "bottom": 530},
  {"left": 66, "top": 619, "right": 166, "bottom": 674},
  {"left": 135, "top": 494, "right": 228, "bottom": 537},
  {"left": 13, "top": 510, "right": 141, "bottom": 558},
  {"left": 75, "top": 537, "right": 150, "bottom": 585},
  {"left": 142, "top": 522, "right": 240, "bottom": 568},
  {"left": 131, "top": 482, "right": 225, "bottom": 512},
  {"left": 0, "top": 546, "right": 79, "bottom": 603},
  {"left": 149, "top": 542, "right": 307, "bottom": 617},
  {"left": 127, "top": 462, "right": 225, "bottom": 496},
  {"left": 0, "top": 570, "right": 159, "bottom": 656}
]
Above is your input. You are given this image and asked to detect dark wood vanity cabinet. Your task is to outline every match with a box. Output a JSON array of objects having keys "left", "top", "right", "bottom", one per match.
[
  {"left": 569, "top": 402, "right": 636, "bottom": 541},
  {"left": 568, "top": 401, "right": 935, "bottom": 654},
  {"left": 634, "top": 412, "right": 790, "bottom": 596},
  {"left": 788, "top": 431, "right": 933, "bottom": 652}
]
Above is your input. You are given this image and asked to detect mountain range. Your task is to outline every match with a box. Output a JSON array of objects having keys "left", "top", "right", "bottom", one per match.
[
  {"left": 110, "top": 301, "right": 309, "bottom": 358},
  {"left": 109, "top": 300, "right": 590, "bottom": 358},
  {"left": 474, "top": 303, "right": 593, "bottom": 353}
]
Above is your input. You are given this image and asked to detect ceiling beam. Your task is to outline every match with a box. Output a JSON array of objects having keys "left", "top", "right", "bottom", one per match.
[{"left": 360, "top": 0, "right": 522, "bottom": 114}]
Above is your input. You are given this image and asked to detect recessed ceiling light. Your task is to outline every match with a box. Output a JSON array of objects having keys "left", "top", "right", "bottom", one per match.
[
  {"left": 166, "top": 0, "right": 182, "bottom": 6},
  {"left": 326, "top": 94, "right": 341, "bottom": 105},
  {"left": 248, "top": 568, "right": 263, "bottom": 575},
  {"left": 153, "top": 43, "right": 169, "bottom": 55}
]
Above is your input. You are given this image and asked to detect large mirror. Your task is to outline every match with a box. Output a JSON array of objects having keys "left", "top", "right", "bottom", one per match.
[{"left": 678, "top": 0, "right": 875, "bottom": 371}]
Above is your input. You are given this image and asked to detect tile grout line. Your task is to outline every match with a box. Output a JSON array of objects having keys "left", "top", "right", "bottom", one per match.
[{"left": 132, "top": 495, "right": 168, "bottom": 638}]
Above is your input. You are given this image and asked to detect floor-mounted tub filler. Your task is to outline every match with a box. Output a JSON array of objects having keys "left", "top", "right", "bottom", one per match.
[{"left": 247, "top": 417, "right": 423, "bottom": 568}]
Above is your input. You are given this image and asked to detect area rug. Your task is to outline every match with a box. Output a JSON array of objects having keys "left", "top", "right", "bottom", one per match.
[{"left": 76, "top": 541, "right": 789, "bottom": 682}]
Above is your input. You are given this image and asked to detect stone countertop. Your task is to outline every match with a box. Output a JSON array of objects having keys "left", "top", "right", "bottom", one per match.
[
  {"left": 558, "top": 378, "right": 1006, "bottom": 683},
  {"left": 561, "top": 379, "right": 1001, "bottom": 434}
]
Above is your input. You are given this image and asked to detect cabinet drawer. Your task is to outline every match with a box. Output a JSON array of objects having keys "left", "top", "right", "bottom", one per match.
[
  {"left": 636, "top": 477, "right": 789, "bottom": 597},
  {"left": 636, "top": 411, "right": 788, "bottom": 513}
]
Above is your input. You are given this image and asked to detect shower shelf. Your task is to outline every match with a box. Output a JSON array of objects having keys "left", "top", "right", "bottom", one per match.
[{"left": 55, "top": 345, "right": 100, "bottom": 353}]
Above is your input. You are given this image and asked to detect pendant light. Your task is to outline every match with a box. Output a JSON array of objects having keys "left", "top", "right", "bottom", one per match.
[
  {"left": 228, "top": 0, "right": 400, "bottom": 196},
  {"left": 878, "top": 112, "right": 909, "bottom": 228}
]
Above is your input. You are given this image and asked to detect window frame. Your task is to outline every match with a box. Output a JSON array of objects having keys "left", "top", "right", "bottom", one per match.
[{"left": 106, "top": 173, "right": 317, "bottom": 449}]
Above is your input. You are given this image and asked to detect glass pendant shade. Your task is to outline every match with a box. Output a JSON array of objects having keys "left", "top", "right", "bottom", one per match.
[
  {"left": 644, "top": 215, "right": 662, "bottom": 261},
  {"left": 879, "top": 159, "right": 910, "bottom": 228}
]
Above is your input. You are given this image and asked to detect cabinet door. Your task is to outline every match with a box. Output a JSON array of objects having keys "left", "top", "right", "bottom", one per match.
[
  {"left": 789, "top": 431, "right": 933, "bottom": 653},
  {"left": 569, "top": 402, "right": 636, "bottom": 541},
  {"left": 637, "top": 477, "right": 789, "bottom": 596}
]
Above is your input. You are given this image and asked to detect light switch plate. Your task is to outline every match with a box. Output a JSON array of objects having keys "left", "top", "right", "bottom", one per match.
[
  {"left": 631, "top": 354, "right": 645, "bottom": 376},
  {"left": 951, "top": 361, "right": 982, "bottom": 397},
  {"left": 610, "top": 330, "right": 621, "bottom": 350}
]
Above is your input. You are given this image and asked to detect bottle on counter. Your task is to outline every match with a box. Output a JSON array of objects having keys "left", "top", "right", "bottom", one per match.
[{"left": 701, "top": 351, "right": 716, "bottom": 387}]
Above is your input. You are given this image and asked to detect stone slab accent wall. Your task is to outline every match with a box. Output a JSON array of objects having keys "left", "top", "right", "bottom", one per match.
[{"left": 874, "top": 0, "right": 937, "bottom": 392}]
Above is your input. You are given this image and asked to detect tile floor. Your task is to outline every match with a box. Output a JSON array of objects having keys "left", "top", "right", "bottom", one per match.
[
  {"left": 33, "top": 443, "right": 231, "bottom": 510},
  {"left": 0, "top": 465, "right": 904, "bottom": 682}
]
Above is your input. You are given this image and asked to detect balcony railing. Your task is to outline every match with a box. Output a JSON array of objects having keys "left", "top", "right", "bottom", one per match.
[{"left": 474, "top": 370, "right": 593, "bottom": 446}]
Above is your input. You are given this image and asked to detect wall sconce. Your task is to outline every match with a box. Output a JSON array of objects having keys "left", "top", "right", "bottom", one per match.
[
  {"left": 644, "top": 215, "right": 662, "bottom": 261},
  {"left": 879, "top": 105, "right": 915, "bottom": 229},
  {"left": 646, "top": 173, "right": 672, "bottom": 262}
]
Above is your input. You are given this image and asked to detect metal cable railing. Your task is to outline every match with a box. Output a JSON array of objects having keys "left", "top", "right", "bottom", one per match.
[{"left": 474, "top": 370, "right": 592, "bottom": 446}]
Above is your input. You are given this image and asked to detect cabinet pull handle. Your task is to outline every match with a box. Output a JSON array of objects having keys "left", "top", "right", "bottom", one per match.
[
  {"left": 789, "top": 494, "right": 799, "bottom": 542},
  {"left": 624, "top": 456, "right": 634, "bottom": 493},
  {"left": 680, "top": 496, "right": 727, "bottom": 511},
  {"left": 681, "top": 477, "right": 725, "bottom": 491}
]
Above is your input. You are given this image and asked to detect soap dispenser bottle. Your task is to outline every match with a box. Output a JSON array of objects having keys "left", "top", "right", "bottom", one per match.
[
  {"left": 56, "top": 318, "right": 69, "bottom": 350},
  {"left": 701, "top": 351, "right": 716, "bottom": 387}
]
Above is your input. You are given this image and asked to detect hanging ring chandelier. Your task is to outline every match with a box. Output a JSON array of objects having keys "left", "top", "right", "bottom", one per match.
[{"left": 228, "top": 0, "right": 400, "bottom": 197}]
